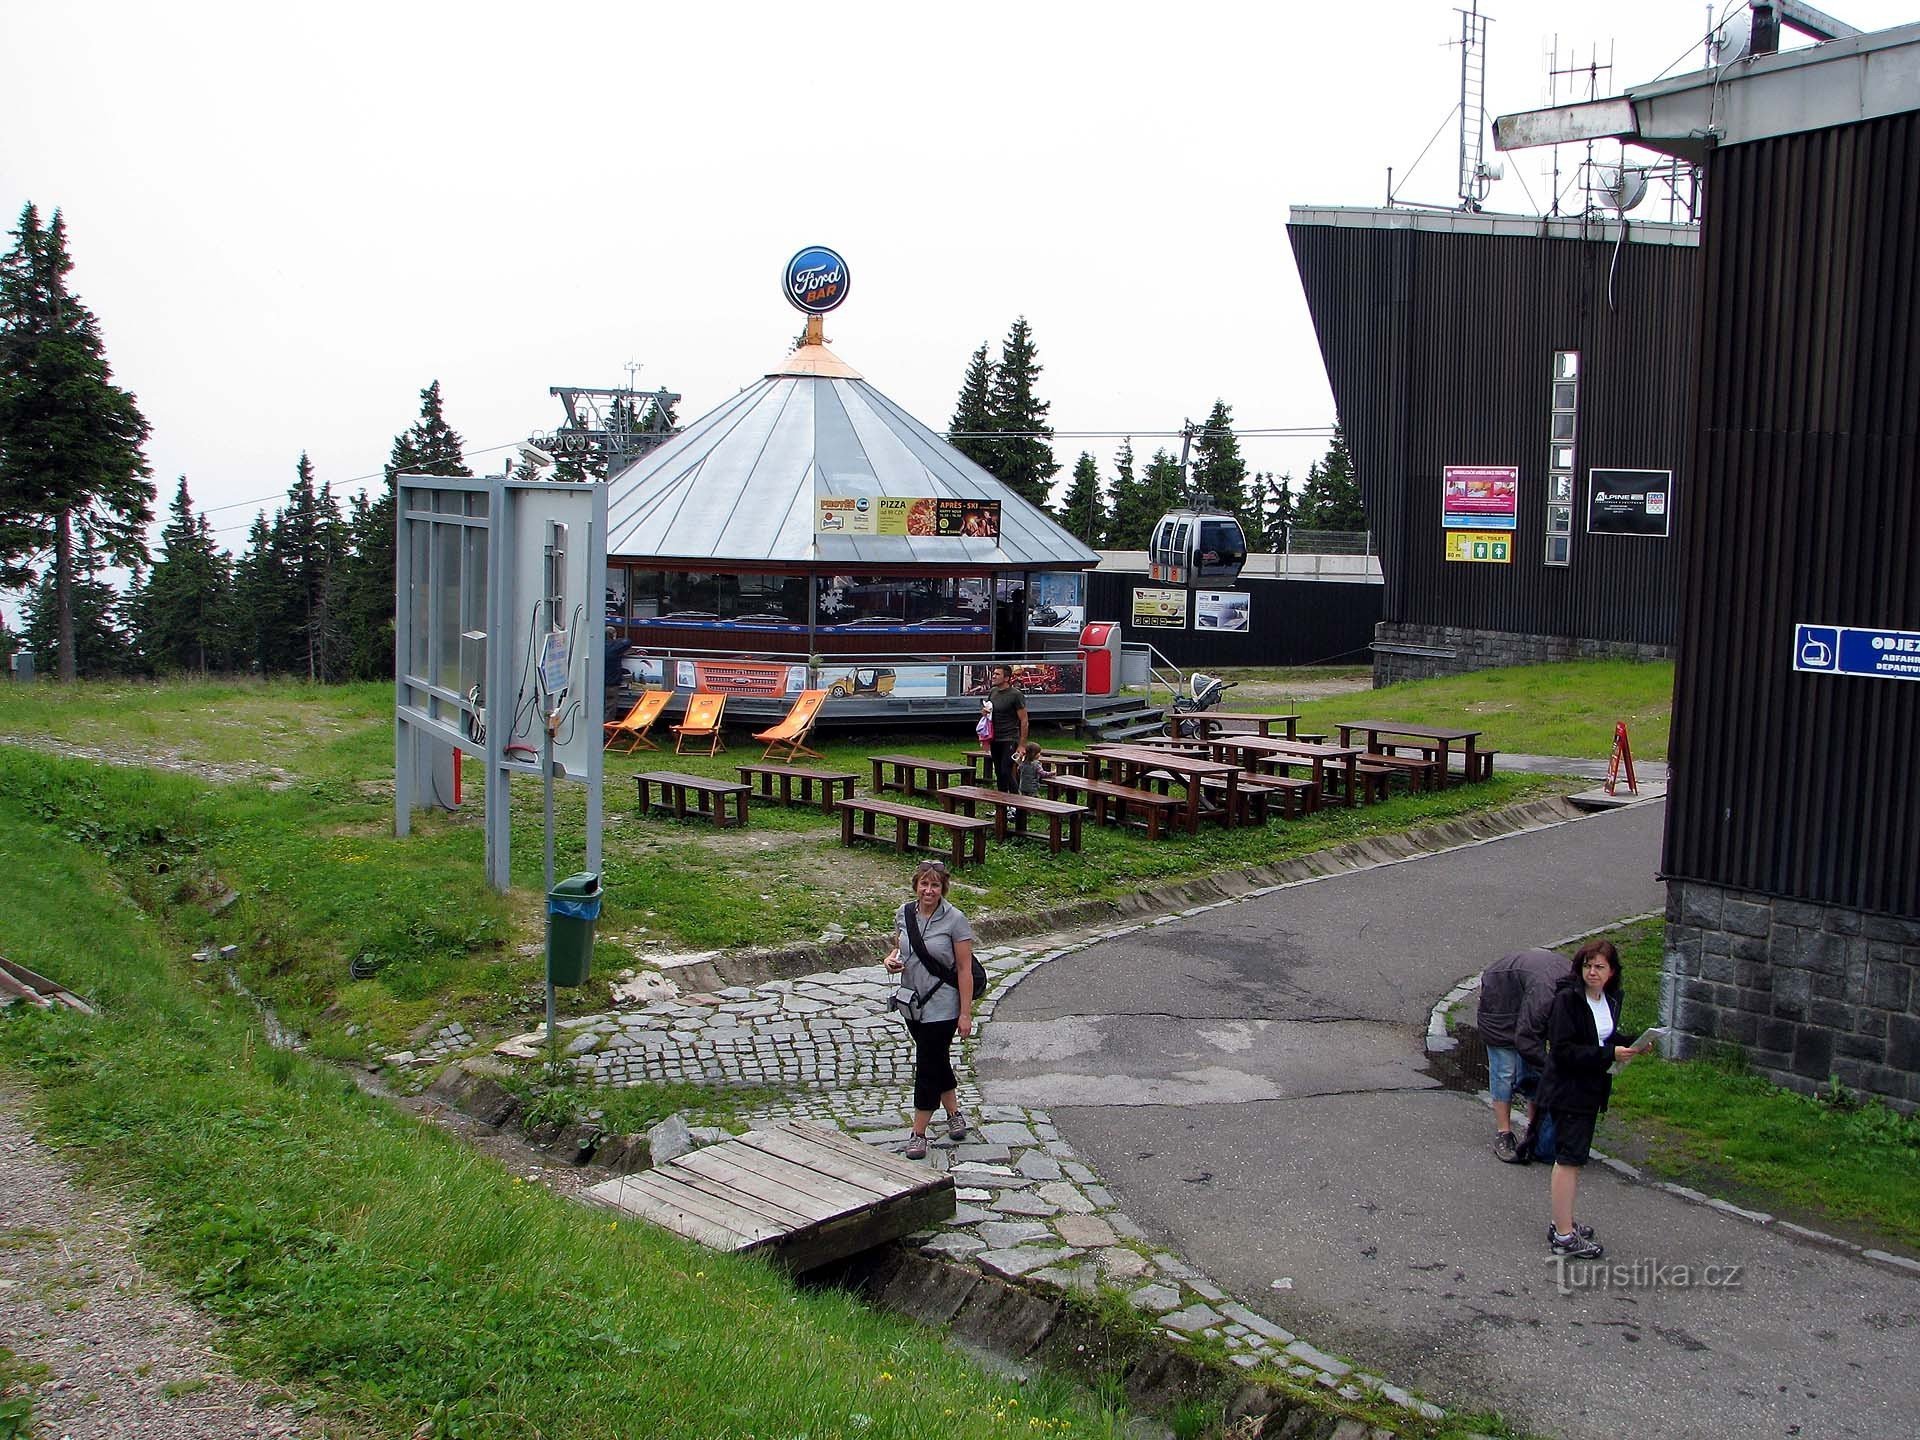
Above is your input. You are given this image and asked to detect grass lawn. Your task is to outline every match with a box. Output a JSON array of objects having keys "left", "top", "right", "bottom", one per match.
[
  {"left": 1217, "top": 658, "right": 1674, "bottom": 762},
  {"left": 1593, "top": 919, "right": 1920, "bottom": 1250}
]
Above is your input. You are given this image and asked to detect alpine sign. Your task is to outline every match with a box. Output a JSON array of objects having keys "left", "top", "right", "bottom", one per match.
[{"left": 784, "top": 246, "right": 849, "bottom": 314}]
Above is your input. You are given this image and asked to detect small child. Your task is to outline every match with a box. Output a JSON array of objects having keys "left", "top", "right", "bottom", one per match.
[{"left": 1015, "top": 741, "right": 1052, "bottom": 796}]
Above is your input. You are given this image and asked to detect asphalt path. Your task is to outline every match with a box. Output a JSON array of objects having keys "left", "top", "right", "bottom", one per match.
[{"left": 979, "top": 802, "right": 1920, "bottom": 1439}]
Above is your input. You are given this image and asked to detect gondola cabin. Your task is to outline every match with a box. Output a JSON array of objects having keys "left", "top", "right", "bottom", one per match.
[{"left": 1149, "top": 505, "right": 1247, "bottom": 586}]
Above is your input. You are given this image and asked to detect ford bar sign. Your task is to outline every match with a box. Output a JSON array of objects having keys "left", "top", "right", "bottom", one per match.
[{"left": 785, "top": 246, "right": 849, "bottom": 314}]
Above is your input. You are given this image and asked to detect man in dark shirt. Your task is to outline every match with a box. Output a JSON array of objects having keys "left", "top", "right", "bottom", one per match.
[
  {"left": 1476, "top": 947, "right": 1564, "bottom": 1163},
  {"left": 987, "top": 664, "right": 1029, "bottom": 793}
]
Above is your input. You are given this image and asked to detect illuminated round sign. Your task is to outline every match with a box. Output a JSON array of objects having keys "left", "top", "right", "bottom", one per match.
[{"left": 784, "top": 246, "right": 850, "bottom": 314}]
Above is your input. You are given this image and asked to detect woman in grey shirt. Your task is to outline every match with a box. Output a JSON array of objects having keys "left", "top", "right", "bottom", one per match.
[{"left": 883, "top": 859, "right": 976, "bottom": 1159}]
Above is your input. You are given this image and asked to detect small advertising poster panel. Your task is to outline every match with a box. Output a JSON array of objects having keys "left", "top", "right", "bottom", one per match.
[
  {"left": 1792, "top": 624, "right": 1920, "bottom": 682},
  {"left": 1444, "top": 532, "right": 1512, "bottom": 563},
  {"left": 685, "top": 659, "right": 809, "bottom": 697},
  {"left": 1195, "top": 591, "right": 1251, "bottom": 632},
  {"left": 1587, "top": 469, "right": 1673, "bottom": 536},
  {"left": 1443, "top": 466, "right": 1520, "bottom": 529},
  {"left": 1132, "top": 587, "right": 1188, "bottom": 629},
  {"left": 821, "top": 663, "right": 950, "bottom": 700},
  {"left": 815, "top": 496, "right": 1000, "bottom": 538},
  {"left": 1028, "top": 571, "right": 1086, "bottom": 634},
  {"left": 961, "top": 661, "right": 1084, "bottom": 696}
]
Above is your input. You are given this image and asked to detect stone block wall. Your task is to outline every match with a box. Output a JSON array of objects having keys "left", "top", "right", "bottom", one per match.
[
  {"left": 1664, "top": 879, "right": 1920, "bottom": 1113},
  {"left": 1372, "top": 622, "right": 1672, "bottom": 686}
]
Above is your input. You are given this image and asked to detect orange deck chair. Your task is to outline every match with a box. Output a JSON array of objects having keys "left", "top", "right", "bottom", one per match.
[
  {"left": 672, "top": 692, "right": 728, "bottom": 756},
  {"left": 603, "top": 689, "right": 671, "bottom": 755},
  {"left": 752, "top": 688, "right": 829, "bottom": 764}
]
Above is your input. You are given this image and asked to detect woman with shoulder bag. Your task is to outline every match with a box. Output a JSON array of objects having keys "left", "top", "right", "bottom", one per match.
[
  {"left": 883, "top": 859, "right": 975, "bottom": 1160},
  {"left": 1533, "top": 939, "right": 1655, "bottom": 1259}
]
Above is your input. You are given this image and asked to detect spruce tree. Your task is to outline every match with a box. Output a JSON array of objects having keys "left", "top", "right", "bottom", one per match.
[
  {"left": 231, "top": 512, "right": 283, "bottom": 674},
  {"left": 336, "top": 381, "right": 472, "bottom": 680},
  {"left": 947, "top": 343, "right": 997, "bottom": 472},
  {"left": 1143, "top": 449, "right": 1183, "bottom": 522},
  {"left": 1058, "top": 451, "right": 1106, "bottom": 546},
  {"left": 987, "top": 317, "right": 1058, "bottom": 508},
  {"left": 1105, "top": 439, "right": 1156, "bottom": 549},
  {"left": 21, "top": 530, "right": 133, "bottom": 678},
  {"left": 1295, "top": 424, "right": 1366, "bottom": 532},
  {"left": 1256, "top": 471, "right": 1296, "bottom": 553},
  {"left": 0, "top": 204, "right": 154, "bottom": 680},
  {"left": 133, "top": 476, "right": 233, "bottom": 673},
  {"left": 1189, "top": 400, "right": 1253, "bottom": 535}
]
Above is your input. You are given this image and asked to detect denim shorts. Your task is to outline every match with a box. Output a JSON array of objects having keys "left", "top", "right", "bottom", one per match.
[{"left": 1487, "top": 1045, "right": 1531, "bottom": 1102}]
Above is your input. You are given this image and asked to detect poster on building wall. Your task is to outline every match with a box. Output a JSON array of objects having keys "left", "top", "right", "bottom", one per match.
[
  {"left": 1442, "top": 466, "right": 1520, "bottom": 530},
  {"left": 815, "top": 496, "right": 1000, "bottom": 538},
  {"left": 1444, "top": 532, "right": 1512, "bottom": 563},
  {"left": 820, "top": 663, "right": 950, "bottom": 700},
  {"left": 683, "top": 659, "right": 810, "bottom": 697},
  {"left": 1195, "top": 591, "right": 1251, "bottom": 632},
  {"left": 962, "top": 661, "right": 1084, "bottom": 696},
  {"left": 1132, "top": 587, "right": 1188, "bottom": 629},
  {"left": 1587, "top": 468, "right": 1672, "bottom": 537}
]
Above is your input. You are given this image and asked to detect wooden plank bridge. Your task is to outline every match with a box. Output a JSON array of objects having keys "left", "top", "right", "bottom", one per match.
[{"left": 584, "top": 1120, "right": 953, "bottom": 1272}]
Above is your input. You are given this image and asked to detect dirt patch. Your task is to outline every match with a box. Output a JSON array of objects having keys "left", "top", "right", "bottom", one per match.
[{"left": 0, "top": 733, "right": 298, "bottom": 789}]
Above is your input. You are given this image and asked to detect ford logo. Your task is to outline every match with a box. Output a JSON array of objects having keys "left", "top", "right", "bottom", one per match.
[{"left": 785, "top": 245, "right": 849, "bottom": 314}]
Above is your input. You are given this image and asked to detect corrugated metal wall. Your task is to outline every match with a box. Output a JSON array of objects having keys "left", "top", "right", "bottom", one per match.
[
  {"left": 1086, "top": 572, "right": 1381, "bottom": 667},
  {"left": 1287, "top": 219, "right": 1700, "bottom": 643},
  {"left": 1666, "top": 113, "right": 1920, "bottom": 917}
]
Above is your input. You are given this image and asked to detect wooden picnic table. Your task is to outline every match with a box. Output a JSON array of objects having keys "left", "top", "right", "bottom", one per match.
[
  {"left": 735, "top": 763, "right": 859, "bottom": 814},
  {"left": 869, "top": 754, "right": 972, "bottom": 798},
  {"left": 1166, "top": 710, "right": 1299, "bottom": 739},
  {"left": 1206, "top": 735, "right": 1367, "bottom": 809},
  {"left": 1084, "top": 743, "right": 1243, "bottom": 832},
  {"left": 1335, "top": 721, "right": 1487, "bottom": 788},
  {"left": 635, "top": 771, "right": 751, "bottom": 827},
  {"left": 959, "top": 747, "right": 1091, "bottom": 784}
]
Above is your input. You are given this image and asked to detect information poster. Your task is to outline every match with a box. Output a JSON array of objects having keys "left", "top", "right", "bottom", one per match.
[
  {"left": 1443, "top": 466, "right": 1520, "bottom": 530},
  {"left": 816, "top": 496, "right": 1000, "bottom": 538},
  {"left": 1587, "top": 469, "right": 1672, "bottom": 537},
  {"left": 682, "top": 659, "right": 809, "bottom": 697},
  {"left": 1444, "top": 532, "right": 1512, "bottom": 563},
  {"left": 1132, "top": 587, "right": 1188, "bottom": 629},
  {"left": 1195, "top": 591, "right": 1250, "bottom": 632}
]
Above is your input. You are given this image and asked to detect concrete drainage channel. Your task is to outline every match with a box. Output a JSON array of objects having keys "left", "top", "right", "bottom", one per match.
[{"left": 403, "top": 798, "right": 1621, "bottom": 1439}]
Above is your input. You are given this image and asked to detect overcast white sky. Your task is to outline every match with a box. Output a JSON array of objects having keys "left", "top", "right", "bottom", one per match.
[{"left": 3, "top": 0, "right": 1913, "bottom": 617}]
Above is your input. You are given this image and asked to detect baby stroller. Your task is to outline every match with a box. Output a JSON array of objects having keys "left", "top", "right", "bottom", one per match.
[{"left": 1170, "top": 672, "right": 1235, "bottom": 738}]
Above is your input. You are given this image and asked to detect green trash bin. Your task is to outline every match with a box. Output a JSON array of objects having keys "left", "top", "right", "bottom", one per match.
[{"left": 546, "top": 872, "right": 601, "bottom": 987}]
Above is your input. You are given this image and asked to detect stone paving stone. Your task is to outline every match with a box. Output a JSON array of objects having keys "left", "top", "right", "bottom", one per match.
[
  {"left": 1162, "top": 1304, "right": 1223, "bottom": 1334},
  {"left": 920, "top": 1233, "right": 986, "bottom": 1258},
  {"left": 1053, "top": 1214, "right": 1117, "bottom": 1248},
  {"left": 1221, "top": 1303, "right": 1294, "bottom": 1343},
  {"left": 1029, "top": 1265, "right": 1098, "bottom": 1295},
  {"left": 991, "top": 1191, "right": 1059, "bottom": 1218},
  {"left": 1014, "top": 1151, "right": 1063, "bottom": 1181},
  {"left": 980, "top": 1221, "right": 1054, "bottom": 1249},
  {"left": 980, "top": 1122, "right": 1038, "bottom": 1146},
  {"left": 1128, "top": 1282, "right": 1182, "bottom": 1313},
  {"left": 1188, "top": 1279, "right": 1225, "bottom": 1302},
  {"left": 976, "top": 1245, "right": 1071, "bottom": 1279},
  {"left": 1231, "top": 1353, "right": 1261, "bottom": 1369},
  {"left": 1083, "top": 1185, "right": 1114, "bottom": 1208},
  {"left": 947, "top": 1143, "right": 1012, "bottom": 1164},
  {"left": 1285, "top": 1340, "right": 1352, "bottom": 1378},
  {"left": 1062, "top": 1160, "right": 1096, "bottom": 1183},
  {"left": 955, "top": 1187, "right": 992, "bottom": 1203},
  {"left": 1096, "top": 1247, "right": 1150, "bottom": 1279},
  {"left": 1152, "top": 1252, "right": 1196, "bottom": 1280},
  {"left": 1035, "top": 1181, "right": 1094, "bottom": 1214},
  {"left": 979, "top": 1105, "right": 1027, "bottom": 1122}
]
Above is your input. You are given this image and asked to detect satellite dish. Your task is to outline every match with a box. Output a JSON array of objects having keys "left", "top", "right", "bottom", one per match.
[
  {"left": 1597, "top": 164, "right": 1650, "bottom": 213},
  {"left": 1710, "top": 8, "right": 1753, "bottom": 65}
]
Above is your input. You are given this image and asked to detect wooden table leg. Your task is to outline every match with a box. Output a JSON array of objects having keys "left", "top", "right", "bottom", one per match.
[{"left": 841, "top": 803, "right": 854, "bottom": 847}]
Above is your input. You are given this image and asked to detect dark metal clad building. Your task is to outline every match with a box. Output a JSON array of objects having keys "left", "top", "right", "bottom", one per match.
[
  {"left": 1497, "top": 19, "right": 1920, "bottom": 1108},
  {"left": 1667, "top": 108, "right": 1920, "bottom": 918},
  {"left": 1287, "top": 208, "right": 1700, "bottom": 681}
]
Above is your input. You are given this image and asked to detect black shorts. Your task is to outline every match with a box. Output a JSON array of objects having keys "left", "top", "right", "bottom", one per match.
[{"left": 1549, "top": 1109, "right": 1597, "bottom": 1166}]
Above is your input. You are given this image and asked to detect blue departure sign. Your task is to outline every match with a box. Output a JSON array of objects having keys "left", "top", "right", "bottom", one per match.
[{"left": 1793, "top": 624, "right": 1920, "bottom": 682}]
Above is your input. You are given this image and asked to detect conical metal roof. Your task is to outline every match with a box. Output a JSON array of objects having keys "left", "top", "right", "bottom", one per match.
[{"left": 605, "top": 343, "right": 1099, "bottom": 570}]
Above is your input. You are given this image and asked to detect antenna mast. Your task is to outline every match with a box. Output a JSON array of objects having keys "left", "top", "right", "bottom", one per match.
[{"left": 1456, "top": 2, "right": 1493, "bottom": 211}]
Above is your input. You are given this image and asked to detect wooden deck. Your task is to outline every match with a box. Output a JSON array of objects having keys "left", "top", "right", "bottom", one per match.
[{"left": 583, "top": 1120, "right": 953, "bottom": 1272}]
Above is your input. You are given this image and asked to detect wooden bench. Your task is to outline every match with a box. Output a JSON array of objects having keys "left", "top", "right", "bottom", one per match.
[
  {"left": 1462, "top": 749, "right": 1497, "bottom": 782},
  {"left": 1358, "top": 753, "right": 1443, "bottom": 793},
  {"left": 1204, "top": 772, "right": 1316, "bottom": 822},
  {"left": 736, "top": 763, "right": 859, "bottom": 814},
  {"left": 937, "top": 784, "right": 1087, "bottom": 854},
  {"left": 1044, "top": 775, "right": 1183, "bottom": 840},
  {"left": 635, "top": 771, "right": 751, "bottom": 827},
  {"left": 869, "top": 754, "right": 973, "bottom": 798},
  {"left": 837, "top": 797, "right": 992, "bottom": 868}
]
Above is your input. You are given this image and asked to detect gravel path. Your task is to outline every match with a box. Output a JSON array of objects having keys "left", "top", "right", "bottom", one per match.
[{"left": 0, "top": 1091, "right": 310, "bottom": 1440}]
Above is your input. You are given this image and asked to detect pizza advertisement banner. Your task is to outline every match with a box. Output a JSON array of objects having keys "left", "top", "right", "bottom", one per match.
[{"left": 816, "top": 496, "right": 1000, "bottom": 538}]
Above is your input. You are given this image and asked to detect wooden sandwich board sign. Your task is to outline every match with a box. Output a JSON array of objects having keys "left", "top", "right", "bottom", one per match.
[{"left": 1605, "top": 721, "right": 1639, "bottom": 796}]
